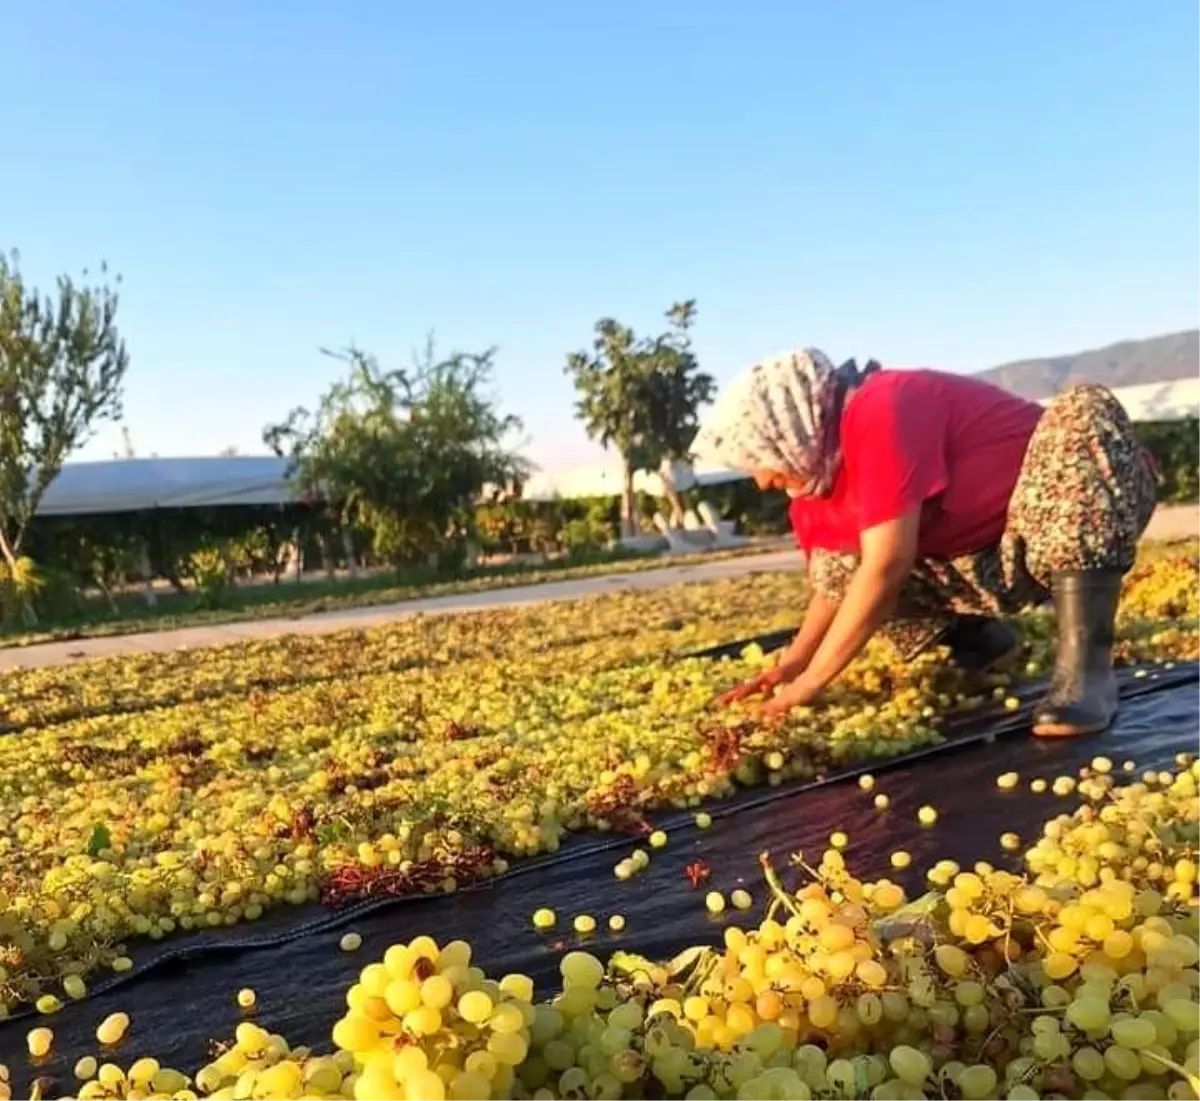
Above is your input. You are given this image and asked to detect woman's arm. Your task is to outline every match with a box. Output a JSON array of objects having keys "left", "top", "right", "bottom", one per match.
[
  {"left": 775, "top": 589, "right": 838, "bottom": 682},
  {"left": 763, "top": 510, "right": 920, "bottom": 713}
]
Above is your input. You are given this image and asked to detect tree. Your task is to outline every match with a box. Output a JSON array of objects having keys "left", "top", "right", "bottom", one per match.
[
  {"left": 564, "top": 301, "right": 714, "bottom": 537},
  {"left": 640, "top": 300, "right": 716, "bottom": 524},
  {"left": 265, "top": 340, "right": 529, "bottom": 568},
  {"left": 564, "top": 319, "right": 649, "bottom": 538},
  {"left": 0, "top": 250, "right": 129, "bottom": 572}
]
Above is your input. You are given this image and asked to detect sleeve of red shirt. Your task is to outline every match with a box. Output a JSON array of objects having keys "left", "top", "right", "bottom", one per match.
[{"left": 843, "top": 379, "right": 950, "bottom": 531}]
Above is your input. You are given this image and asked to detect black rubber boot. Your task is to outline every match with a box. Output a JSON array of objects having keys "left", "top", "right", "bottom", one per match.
[
  {"left": 939, "top": 615, "right": 1022, "bottom": 674},
  {"left": 1033, "top": 571, "right": 1122, "bottom": 737}
]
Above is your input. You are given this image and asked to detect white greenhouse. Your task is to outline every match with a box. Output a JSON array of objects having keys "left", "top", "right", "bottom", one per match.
[{"left": 32, "top": 378, "right": 1199, "bottom": 515}]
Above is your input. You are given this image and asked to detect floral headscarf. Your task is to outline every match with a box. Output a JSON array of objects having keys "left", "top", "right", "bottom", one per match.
[{"left": 693, "top": 349, "right": 878, "bottom": 497}]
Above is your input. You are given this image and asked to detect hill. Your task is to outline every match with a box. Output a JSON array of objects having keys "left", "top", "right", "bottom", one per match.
[{"left": 976, "top": 329, "right": 1198, "bottom": 400}]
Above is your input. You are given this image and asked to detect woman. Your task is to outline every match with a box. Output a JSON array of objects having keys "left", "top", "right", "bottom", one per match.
[{"left": 698, "top": 350, "right": 1158, "bottom": 737}]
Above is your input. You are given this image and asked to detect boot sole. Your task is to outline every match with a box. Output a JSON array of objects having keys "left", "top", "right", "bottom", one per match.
[{"left": 1032, "top": 716, "right": 1115, "bottom": 738}]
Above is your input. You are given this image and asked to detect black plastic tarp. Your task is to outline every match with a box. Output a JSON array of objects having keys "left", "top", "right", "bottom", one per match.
[{"left": 1, "top": 654, "right": 1195, "bottom": 1090}]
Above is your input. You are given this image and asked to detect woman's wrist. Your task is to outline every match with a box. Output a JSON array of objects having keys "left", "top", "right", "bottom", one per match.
[{"left": 771, "top": 659, "right": 803, "bottom": 686}]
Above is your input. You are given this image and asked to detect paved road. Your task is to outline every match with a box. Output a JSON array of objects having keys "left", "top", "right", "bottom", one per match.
[
  {"left": 0, "top": 550, "right": 805, "bottom": 672},
  {"left": 1144, "top": 503, "right": 1198, "bottom": 542}
]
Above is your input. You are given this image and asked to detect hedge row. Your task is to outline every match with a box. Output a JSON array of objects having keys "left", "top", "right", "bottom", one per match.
[{"left": 4, "top": 418, "right": 1194, "bottom": 621}]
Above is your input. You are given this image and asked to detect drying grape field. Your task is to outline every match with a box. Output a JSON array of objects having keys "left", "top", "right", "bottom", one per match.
[{"left": 0, "top": 546, "right": 1197, "bottom": 1101}]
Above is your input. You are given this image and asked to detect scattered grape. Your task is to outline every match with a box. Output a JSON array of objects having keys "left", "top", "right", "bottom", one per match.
[
  {"left": 26, "top": 1029, "right": 52, "bottom": 1058},
  {"left": 730, "top": 888, "right": 753, "bottom": 910},
  {"left": 96, "top": 1013, "right": 130, "bottom": 1046},
  {"left": 73, "top": 1055, "right": 98, "bottom": 1081}
]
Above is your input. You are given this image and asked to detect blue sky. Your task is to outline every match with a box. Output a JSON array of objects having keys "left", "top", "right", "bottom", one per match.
[{"left": 5, "top": 0, "right": 1197, "bottom": 470}]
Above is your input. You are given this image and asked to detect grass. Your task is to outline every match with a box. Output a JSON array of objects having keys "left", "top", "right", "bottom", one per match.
[{"left": 0, "top": 538, "right": 790, "bottom": 649}]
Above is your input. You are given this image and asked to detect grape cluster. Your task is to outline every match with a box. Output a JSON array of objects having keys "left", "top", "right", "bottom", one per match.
[
  {"left": 2, "top": 549, "right": 1197, "bottom": 1015},
  {"left": 0, "top": 570, "right": 988, "bottom": 1015},
  {"left": 3, "top": 757, "right": 1196, "bottom": 1100}
]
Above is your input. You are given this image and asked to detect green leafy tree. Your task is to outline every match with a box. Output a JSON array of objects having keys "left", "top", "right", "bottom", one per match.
[
  {"left": 0, "top": 250, "right": 129, "bottom": 617},
  {"left": 564, "top": 319, "right": 649, "bottom": 537},
  {"left": 640, "top": 300, "right": 716, "bottom": 524},
  {"left": 564, "top": 301, "right": 714, "bottom": 536},
  {"left": 265, "top": 341, "right": 529, "bottom": 568}
]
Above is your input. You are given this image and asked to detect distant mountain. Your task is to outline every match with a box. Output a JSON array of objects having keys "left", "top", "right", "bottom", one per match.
[{"left": 975, "top": 330, "right": 1199, "bottom": 401}]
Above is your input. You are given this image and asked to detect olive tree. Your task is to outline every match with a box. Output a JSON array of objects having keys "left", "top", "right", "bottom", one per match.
[{"left": 0, "top": 250, "right": 129, "bottom": 618}]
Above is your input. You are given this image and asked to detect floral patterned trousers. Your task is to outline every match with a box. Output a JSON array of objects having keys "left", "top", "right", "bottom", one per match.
[{"left": 808, "top": 385, "right": 1160, "bottom": 658}]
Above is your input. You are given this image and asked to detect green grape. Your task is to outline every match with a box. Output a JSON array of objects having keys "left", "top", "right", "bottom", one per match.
[
  {"left": 448, "top": 1070, "right": 491, "bottom": 1100},
  {"left": 793, "top": 1043, "right": 828, "bottom": 1089},
  {"left": 958, "top": 1064, "right": 998, "bottom": 1099},
  {"left": 1105, "top": 1045, "right": 1145, "bottom": 1081},
  {"left": 610, "top": 1049, "right": 645, "bottom": 1084},
  {"left": 606, "top": 1001, "right": 642, "bottom": 1031},
  {"left": 1070, "top": 1045, "right": 1104, "bottom": 1084},
  {"left": 531, "top": 1005, "right": 564, "bottom": 1045},
  {"left": 1112, "top": 1016, "right": 1161, "bottom": 1050},
  {"left": 954, "top": 980, "right": 985, "bottom": 1007},
  {"left": 826, "top": 1057, "right": 857, "bottom": 1097},
  {"left": 457, "top": 989, "right": 493, "bottom": 1024},
  {"left": 928, "top": 1001, "right": 959, "bottom": 1028},
  {"left": 961, "top": 1003, "right": 990, "bottom": 1034},
  {"left": 558, "top": 1066, "right": 589, "bottom": 1096},
  {"left": 1163, "top": 999, "right": 1200, "bottom": 1032},
  {"left": 590, "top": 1070, "right": 623, "bottom": 1099},
  {"left": 560, "top": 952, "right": 604, "bottom": 988},
  {"left": 888, "top": 1046, "right": 931, "bottom": 1087},
  {"left": 408, "top": 1069, "right": 446, "bottom": 1101},
  {"left": 735, "top": 1074, "right": 766, "bottom": 1099},
  {"left": 643, "top": 1024, "right": 673, "bottom": 1058},
  {"left": 598, "top": 1025, "right": 632, "bottom": 1056},
  {"left": 728, "top": 1051, "right": 765, "bottom": 1088},
  {"left": 1067, "top": 995, "right": 1113, "bottom": 1032},
  {"left": 761, "top": 1066, "right": 813, "bottom": 1100}
]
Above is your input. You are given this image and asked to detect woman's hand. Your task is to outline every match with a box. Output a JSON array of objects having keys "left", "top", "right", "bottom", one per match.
[
  {"left": 761, "top": 674, "right": 822, "bottom": 716},
  {"left": 713, "top": 591, "right": 840, "bottom": 710},
  {"left": 713, "top": 668, "right": 781, "bottom": 708}
]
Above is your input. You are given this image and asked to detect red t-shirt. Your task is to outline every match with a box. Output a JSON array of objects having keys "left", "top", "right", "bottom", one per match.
[{"left": 789, "top": 369, "right": 1044, "bottom": 560}]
